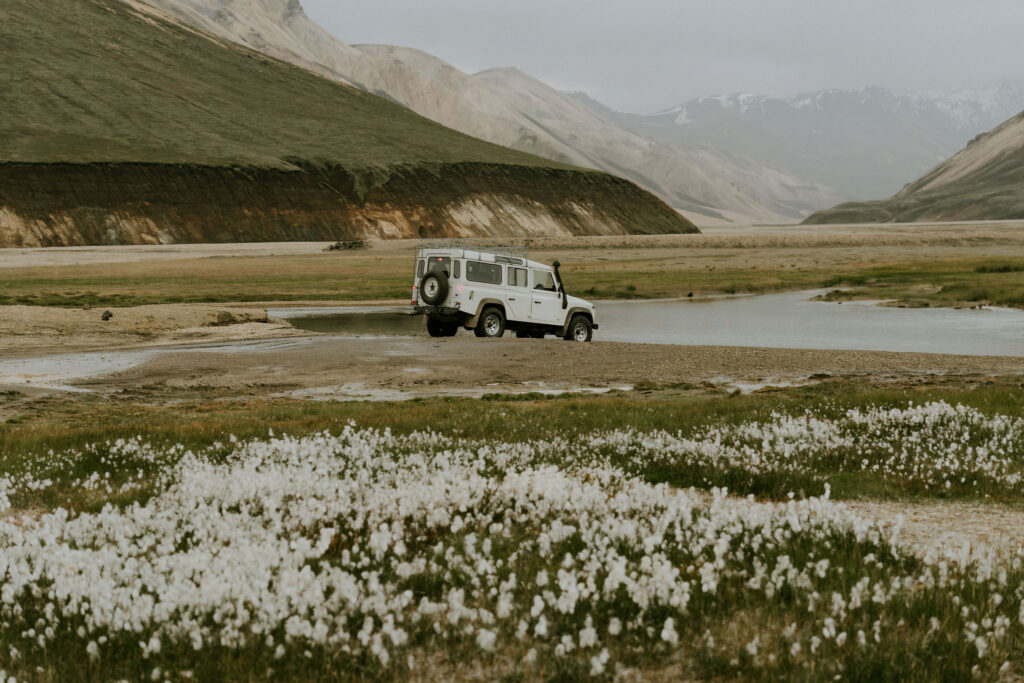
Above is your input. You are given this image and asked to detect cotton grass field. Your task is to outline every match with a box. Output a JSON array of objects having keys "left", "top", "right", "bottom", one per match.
[{"left": 4, "top": 396, "right": 1024, "bottom": 680}]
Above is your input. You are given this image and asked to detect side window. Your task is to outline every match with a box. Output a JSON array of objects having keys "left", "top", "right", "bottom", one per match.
[
  {"left": 510, "top": 267, "right": 528, "bottom": 287},
  {"left": 532, "top": 269, "right": 556, "bottom": 291},
  {"left": 466, "top": 261, "right": 503, "bottom": 285},
  {"left": 416, "top": 259, "right": 425, "bottom": 278},
  {"left": 453, "top": 260, "right": 461, "bottom": 279}
]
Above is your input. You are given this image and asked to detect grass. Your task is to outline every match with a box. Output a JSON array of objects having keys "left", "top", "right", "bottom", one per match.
[
  {"left": 1, "top": 0, "right": 565, "bottom": 171},
  {"left": 815, "top": 257, "right": 1024, "bottom": 308},
  {"left": 5, "top": 379, "right": 1024, "bottom": 513},
  {"left": 0, "top": 254, "right": 415, "bottom": 306},
  {"left": 5, "top": 244, "right": 1024, "bottom": 309}
]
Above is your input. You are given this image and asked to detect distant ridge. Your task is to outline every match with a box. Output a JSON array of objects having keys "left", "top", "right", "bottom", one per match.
[
  {"left": 584, "top": 83, "right": 1024, "bottom": 201},
  {"left": 0, "top": 0, "right": 696, "bottom": 246},
  {"left": 803, "top": 111, "right": 1024, "bottom": 223}
]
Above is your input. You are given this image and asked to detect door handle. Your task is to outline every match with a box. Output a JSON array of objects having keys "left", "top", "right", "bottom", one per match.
[
  {"left": 534, "top": 300, "right": 542, "bottom": 304},
  {"left": 508, "top": 297, "right": 516, "bottom": 301}
]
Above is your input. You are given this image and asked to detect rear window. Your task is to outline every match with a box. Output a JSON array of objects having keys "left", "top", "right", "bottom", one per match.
[
  {"left": 466, "top": 260, "right": 503, "bottom": 285},
  {"left": 453, "top": 260, "right": 461, "bottom": 279},
  {"left": 427, "top": 255, "right": 451, "bottom": 275},
  {"left": 416, "top": 260, "right": 425, "bottom": 278},
  {"left": 510, "top": 267, "right": 528, "bottom": 287}
]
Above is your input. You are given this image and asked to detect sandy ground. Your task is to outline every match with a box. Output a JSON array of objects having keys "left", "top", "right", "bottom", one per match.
[
  {"left": 55, "top": 335, "right": 1024, "bottom": 401},
  {"left": 0, "top": 304, "right": 306, "bottom": 358},
  {"left": 845, "top": 499, "right": 1024, "bottom": 557}
]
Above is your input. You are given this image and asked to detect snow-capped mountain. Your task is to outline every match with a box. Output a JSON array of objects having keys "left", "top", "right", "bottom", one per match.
[
  {"left": 910, "top": 80, "right": 1024, "bottom": 130},
  {"left": 590, "top": 82, "right": 1024, "bottom": 200}
]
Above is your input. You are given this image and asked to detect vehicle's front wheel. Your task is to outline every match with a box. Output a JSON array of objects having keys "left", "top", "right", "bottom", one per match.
[
  {"left": 474, "top": 307, "right": 505, "bottom": 338},
  {"left": 564, "top": 314, "right": 593, "bottom": 342}
]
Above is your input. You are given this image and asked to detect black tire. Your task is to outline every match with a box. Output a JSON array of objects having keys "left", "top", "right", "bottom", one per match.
[
  {"left": 515, "top": 328, "right": 531, "bottom": 339},
  {"left": 426, "top": 317, "right": 447, "bottom": 337},
  {"left": 427, "top": 318, "right": 459, "bottom": 338},
  {"left": 564, "top": 314, "right": 593, "bottom": 342},
  {"left": 474, "top": 307, "right": 505, "bottom": 338},
  {"left": 419, "top": 271, "right": 449, "bottom": 305}
]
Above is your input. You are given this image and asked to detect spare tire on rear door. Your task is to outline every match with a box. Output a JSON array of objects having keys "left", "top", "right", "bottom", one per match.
[{"left": 419, "top": 270, "right": 449, "bottom": 305}]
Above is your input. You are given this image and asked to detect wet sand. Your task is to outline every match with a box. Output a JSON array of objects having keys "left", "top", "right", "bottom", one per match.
[{"left": 36, "top": 334, "right": 1023, "bottom": 402}]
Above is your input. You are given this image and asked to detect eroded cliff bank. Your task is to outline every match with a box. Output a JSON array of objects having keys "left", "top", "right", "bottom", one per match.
[{"left": 0, "top": 162, "right": 696, "bottom": 247}]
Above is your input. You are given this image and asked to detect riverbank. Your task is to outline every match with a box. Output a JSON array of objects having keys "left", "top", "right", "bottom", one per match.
[
  {"left": 0, "top": 303, "right": 306, "bottom": 358},
  {"left": 2, "top": 221, "right": 1023, "bottom": 308}
]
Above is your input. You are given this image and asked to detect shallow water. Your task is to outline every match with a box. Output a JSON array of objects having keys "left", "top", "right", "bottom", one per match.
[
  {"left": 272, "top": 291, "right": 1024, "bottom": 357},
  {"left": 0, "top": 338, "right": 318, "bottom": 391}
]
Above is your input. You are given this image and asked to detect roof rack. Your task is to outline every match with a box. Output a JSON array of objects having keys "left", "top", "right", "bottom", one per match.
[{"left": 417, "top": 238, "right": 529, "bottom": 261}]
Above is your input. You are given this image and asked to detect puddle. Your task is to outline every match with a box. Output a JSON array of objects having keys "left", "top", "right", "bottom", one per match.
[
  {"left": 0, "top": 338, "right": 318, "bottom": 392},
  {"left": 276, "top": 292, "right": 1024, "bottom": 356},
  {"left": 0, "top": 350, "right": 161, "bottom": 391}
]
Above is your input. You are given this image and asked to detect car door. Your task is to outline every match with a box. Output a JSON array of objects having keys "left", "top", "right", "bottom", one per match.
[
  {"left": 505, "top": 267, "right": 531, "bottom": 321},
  {"left": 529, "top": 269, "right": 563, "bottom": 324}
]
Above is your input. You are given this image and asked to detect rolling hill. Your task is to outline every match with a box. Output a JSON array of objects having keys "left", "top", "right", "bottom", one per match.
[
  {"left": 141, "top": 0, "right": 844, "bottom": 224},
  {"left": 803, "top": 111, "right": 1024, "bottom": 224},
  {"left": 0, "top": 0, "right": 695, "bottom": 247}
]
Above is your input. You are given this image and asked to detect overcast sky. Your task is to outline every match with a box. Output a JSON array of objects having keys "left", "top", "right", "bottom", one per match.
[{"left": 301, "top": 0, "right": 1024, "bottom": 113}]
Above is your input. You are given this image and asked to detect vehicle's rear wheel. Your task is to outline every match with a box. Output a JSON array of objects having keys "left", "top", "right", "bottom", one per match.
[
  {"left": 474, "top": 307, "right": 505, "bottom": 338},
  {"left": 427, "top": 317, "right": 445, "bottom": 337},
  {"left": 564, "top": 314, "right": 592, "bottom": 342},
  {"left": 427, "top": 317, "right": 459, "bottom": 337}
]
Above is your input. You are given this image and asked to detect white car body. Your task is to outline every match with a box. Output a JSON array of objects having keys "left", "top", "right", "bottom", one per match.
[{"left": 411, "top": 245, "right": 598, "bottom": 340}]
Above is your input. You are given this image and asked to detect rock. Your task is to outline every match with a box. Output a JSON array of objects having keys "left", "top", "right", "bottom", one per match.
[{"left": 101, "top": 310, "right": 113, "bottom": 321}]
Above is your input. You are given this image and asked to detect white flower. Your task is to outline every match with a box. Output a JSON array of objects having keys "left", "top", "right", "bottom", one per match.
[
  {"left": 476, "top": 629, "right": 496, "bottom": 651},
  {"left": 661, "top": 618, "right": 679, "bottom": 646}
]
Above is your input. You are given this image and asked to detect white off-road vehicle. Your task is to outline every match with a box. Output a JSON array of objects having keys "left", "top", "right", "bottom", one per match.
[{"left": 411, "top": 241, "right": 598, "bottom": 341}]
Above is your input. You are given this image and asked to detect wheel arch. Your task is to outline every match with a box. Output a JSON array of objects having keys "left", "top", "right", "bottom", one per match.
[
  {"left": 464, "top": 298, "right": 506, "bottom": 328},
  {"left": 559, "top": 307, "right": 594, "bottom": 336}
]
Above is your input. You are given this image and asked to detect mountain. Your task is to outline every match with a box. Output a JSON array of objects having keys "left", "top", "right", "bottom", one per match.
[
  {"left": 593, "top": 83, "right": 1024, "bottom": 202},
  {"left": 141, "top": 0, "right": 844, "bottom": 223},
  {"left": 0, "top": 0, "right": 695, "bottom": 247},
  {"left": 803, "top": 111, "right": 1024, "bottom": 223}
]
